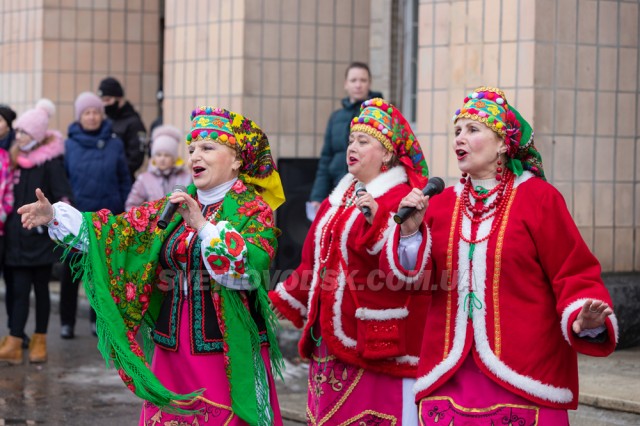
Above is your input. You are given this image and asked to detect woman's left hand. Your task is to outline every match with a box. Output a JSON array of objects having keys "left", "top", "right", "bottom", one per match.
[
  {"left": 168, "top": 191, "right": 206, "bottom": 231},
  {"left": 354, "top": 191, "right": 378, "bottom": 224},
  {"left": 572, "top": 299, "right": 613, "bottom": 334}
]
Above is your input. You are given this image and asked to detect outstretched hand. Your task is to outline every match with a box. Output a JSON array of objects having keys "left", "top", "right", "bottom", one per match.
[
  {"left": 572, "top": 299, "right": 613, "bottom": 334},
  {"left": 17, "top": 188, "right": 54, "bottom": 230}
]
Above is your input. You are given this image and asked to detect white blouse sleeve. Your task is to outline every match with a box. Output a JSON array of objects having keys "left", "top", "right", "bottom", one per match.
[
  {"left": 397, "top": 232, "right": 423, "bottom": 270},
  {"left": 47, "top": 202, "right": 88, "bottom": 251},
  {"left": 198, "top": 221, "right": 254, "bottom": 291}
]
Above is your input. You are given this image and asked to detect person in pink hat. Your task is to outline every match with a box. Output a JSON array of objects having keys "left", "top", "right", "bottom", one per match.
[
  {"left": 125, "top": 124, "right": 191, "bottom": 210},
  {"left": 57, "top": 91, "right": 132, "bottom": 339},
  {"left": 0, "top": 99, "right": 73, "bottom": 365}
]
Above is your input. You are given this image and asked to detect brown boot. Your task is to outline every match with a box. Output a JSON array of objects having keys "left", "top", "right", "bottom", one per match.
[
  {"left": 28, "top": 333, "right": 47, "bottom": 363},
  {"left": 0, "top": 335, "right": 23, "bottom": 365}
]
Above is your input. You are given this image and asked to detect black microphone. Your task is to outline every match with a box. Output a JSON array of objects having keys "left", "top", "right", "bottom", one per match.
[
  {"left": 393, "top": 177, "right": 445, "bottom": 224},
  {"left": 354, "top": 182, "right": 371, "bottom": 218},
  {"left": 157, "top": 184, "right": 188, "bottom": 229}
]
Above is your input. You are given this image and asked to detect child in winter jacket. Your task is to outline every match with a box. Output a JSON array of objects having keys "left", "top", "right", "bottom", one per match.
[
  {"left": 0, "top": 99, "right": 73, "bottom": 364},
  {"left": 125, "top": 125, "right": 191, "bottom": 210}
]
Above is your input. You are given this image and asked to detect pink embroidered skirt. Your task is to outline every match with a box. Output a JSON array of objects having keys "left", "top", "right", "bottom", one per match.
[
  {"left": 307, "top": 337, "right": 418, "bottom": 425},
  {"left": 418, "top": 353, "right": 569, "bottom": 425},
  {"left": 139, "top": 300, "right": 283, "bottom": 426}
]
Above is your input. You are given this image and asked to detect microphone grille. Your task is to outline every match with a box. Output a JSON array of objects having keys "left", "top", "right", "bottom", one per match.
[
  {"left": 173, "top": 184, "right": 188, "bottom": 193},
  {"left": 355, "top": 182, "right": 366, "bottom": 193},
  {"left": 431, "top": 177, "right": 445, "bottom": 191}
]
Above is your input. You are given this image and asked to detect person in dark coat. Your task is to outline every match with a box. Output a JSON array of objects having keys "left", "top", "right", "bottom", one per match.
[
  {"left": 0, "top": 99, "right": 73, "bottom": 365},
  {"left": 308, "top": 62, "right": 383, "bottom": 212},
  {"left": 59, "top": 92, "right": 132, "bottom": 338},
  {"left": 98, "top": 77, "right": 147, "bottom": 180}
]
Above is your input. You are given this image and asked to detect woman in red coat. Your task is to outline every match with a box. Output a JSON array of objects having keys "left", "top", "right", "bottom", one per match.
[
  {"left": 270, "top": 99, "right": 429, "bottom": 425},
  {"left": 384, "top": 87, "right": 617, "bottom": 425}
]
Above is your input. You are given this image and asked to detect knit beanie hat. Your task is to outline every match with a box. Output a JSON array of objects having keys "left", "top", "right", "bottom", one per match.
[
  {"left": 13, "top": 99, "right": 56, "bottom": 142},
  {"left": 98, "top": 77, "right": 124, "bottom": 97},
  {"left": 74, "top": 91, "right": 104, "bottom": 121},
  {"left": 0, "top": 104, "right": 17, "bottom": 127},
  {"left": 150, "top": 125, "right": 181, "bottom": 158}
]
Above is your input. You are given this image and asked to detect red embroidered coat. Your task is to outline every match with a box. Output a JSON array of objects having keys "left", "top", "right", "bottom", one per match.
[
  {"left": 269, "top": 167, "right": 430, "bottom": 377},
  {"left": 382, "top": 172, "right": 618, "bottom": 409}
]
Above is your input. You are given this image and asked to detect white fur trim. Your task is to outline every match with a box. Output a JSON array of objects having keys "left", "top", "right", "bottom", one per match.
[
  {"left": 306, "top": 205, "right": 337, "bottom": 315},
  {"left": 367, "top": 213, "right": 395, "bottom": 255},
  {"left": 340, "top": 209, "right": 360, "bottom": 265},
  {"left": 385, "top": 222, "right": 431, "bottom": 284},
  {"left": 355, "top": 307, "right": 409, "bottom": 321},
  {"left": 365, "top": 166, "right": 407, "bottom": 197},
  {"left": 275, "top": 284, "right": 307, "bottom": 317},
  {"left": 395, "top": 355, "right": 420, "bottom": 366},
  {"left": 333, "top": 268, "right": 357, "bottom": 347},
  {"left": 514, "top": 170, "right": 534, "bottom": 187},
  {"left": 560, "top": 298, "right": 619, "bottom": 345},
  {"left": 415, "top": 191, "right": 574, "bottom": 403},
  {"left": 328, "top": 166, "right": 407, "bottom": 206}
]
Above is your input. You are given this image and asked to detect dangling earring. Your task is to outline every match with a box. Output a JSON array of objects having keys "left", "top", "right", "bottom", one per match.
[
  {"left": 380, "top": 162, "right": 389, "bottom": 172},
  {"left": 460, "top": 172, "right": 468, "bottom": 184},
  {"left": 496, "top": 159, "right": 503, "bottom": 181}
]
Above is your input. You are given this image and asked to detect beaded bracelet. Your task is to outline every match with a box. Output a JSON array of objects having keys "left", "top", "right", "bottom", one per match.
[
  {"left": 399, "top": 229, "right": 419, "bottom": 239},
  {"left": 196, "top": 221, "right": 208, "bottom": 235}
]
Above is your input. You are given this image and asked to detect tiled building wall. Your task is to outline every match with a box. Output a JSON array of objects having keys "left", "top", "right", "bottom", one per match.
[
  {"left": 163, "top": 0, "right": 371, "bottom": 160},
  {"left": 415, "top": 0, "right": 639, "bottom": 272},
  {"left": 0, "top": 0, "right": 161, "bottom": 134}
]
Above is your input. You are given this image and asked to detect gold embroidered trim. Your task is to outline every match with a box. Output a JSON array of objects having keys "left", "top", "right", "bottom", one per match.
[
  {"left": 311, "top": 354, "right": 337, "bottom": 362},
  {"left": 306, "top": 367, "right": 365, "bottom": 426},
  {"left": 337, "top": 410, "right": 397, "bottom": 426},
  {"left": 443, "top": 196, "right": 460, "bottom": 358},
  {"left": 492, "top": 186, "right": 518, "bottom": 358},
  {"left": 350, "top": 124, "right": 394, "bottom": 152},
  {"left": 170, "top": 395, "right": 234, "bottom": 425},
  {"left": 474, "top": 86, "right": 507, "bottom": 99},
  {"left": 454, "top": 113, "right": 507, "bottom": 137},
  {"left": 419, "top": 395, "right": 540, "bottom": 423}
]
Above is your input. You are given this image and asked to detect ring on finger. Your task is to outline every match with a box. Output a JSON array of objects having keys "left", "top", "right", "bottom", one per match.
[{"left": 588, "top": 307, "right": 598, "bottom": 313}]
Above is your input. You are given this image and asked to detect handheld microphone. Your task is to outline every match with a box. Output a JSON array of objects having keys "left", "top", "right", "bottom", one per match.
[
  {"left": 157, "top": 184, "right": 188, "bottom": 229},
  {"left": 393, "top": 177, "right": 445, "bottom": 224},
  {"left": 354, "top": 182, "right": 371, "bottom": 218}
]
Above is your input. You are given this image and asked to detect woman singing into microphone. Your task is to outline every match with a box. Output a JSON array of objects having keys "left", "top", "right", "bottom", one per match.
[
  {"left": 19, "top": 107, "right": 286, "bottom": 426},
  {"left": 269, "top": 99, "right": 430, "bottom": 424}
]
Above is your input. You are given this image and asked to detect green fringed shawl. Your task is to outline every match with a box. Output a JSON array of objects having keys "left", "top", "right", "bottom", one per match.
[{"left": 65, "top": 181, "right": 283, "bottom": 425}]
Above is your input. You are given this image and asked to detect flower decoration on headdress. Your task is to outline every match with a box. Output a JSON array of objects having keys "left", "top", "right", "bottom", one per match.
[
  {"left": 453, "top": 87, "right": 545, "bottom": 180},
  {"left": 186, "top": 106, "right": 285, "bottom": 209},
  {"left": 350, "top": 98, "right": 429, "bottom": 189}
]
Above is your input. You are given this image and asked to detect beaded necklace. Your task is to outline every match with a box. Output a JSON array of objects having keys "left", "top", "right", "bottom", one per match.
[
  {"left": 318, "top": 182, "right": 357, "bottom": 266},
  {"left": 458, "top": 171, "right": 514, "bottom": 248},
  {"left": 458, "top": 171, "right": 514, "bottom": 319}
]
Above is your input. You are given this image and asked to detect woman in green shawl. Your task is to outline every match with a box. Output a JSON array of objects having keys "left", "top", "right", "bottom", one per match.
[{"left": 18, "top": 107, "right": 286, "bottom": 426}]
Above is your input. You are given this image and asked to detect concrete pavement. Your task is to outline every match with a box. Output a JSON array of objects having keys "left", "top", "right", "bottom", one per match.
[{"left": 2, "top": 281, "right": 639, "bottom": 425}]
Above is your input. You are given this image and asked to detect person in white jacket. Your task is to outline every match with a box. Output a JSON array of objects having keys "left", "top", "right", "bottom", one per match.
[{"left": 125, "top": 125, "right": 191, "bottom": 210}]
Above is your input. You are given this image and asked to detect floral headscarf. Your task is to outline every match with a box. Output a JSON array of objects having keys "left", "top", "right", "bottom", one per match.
[{"left": 453, "top": 86, "right": 545, "bottom": 179}]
